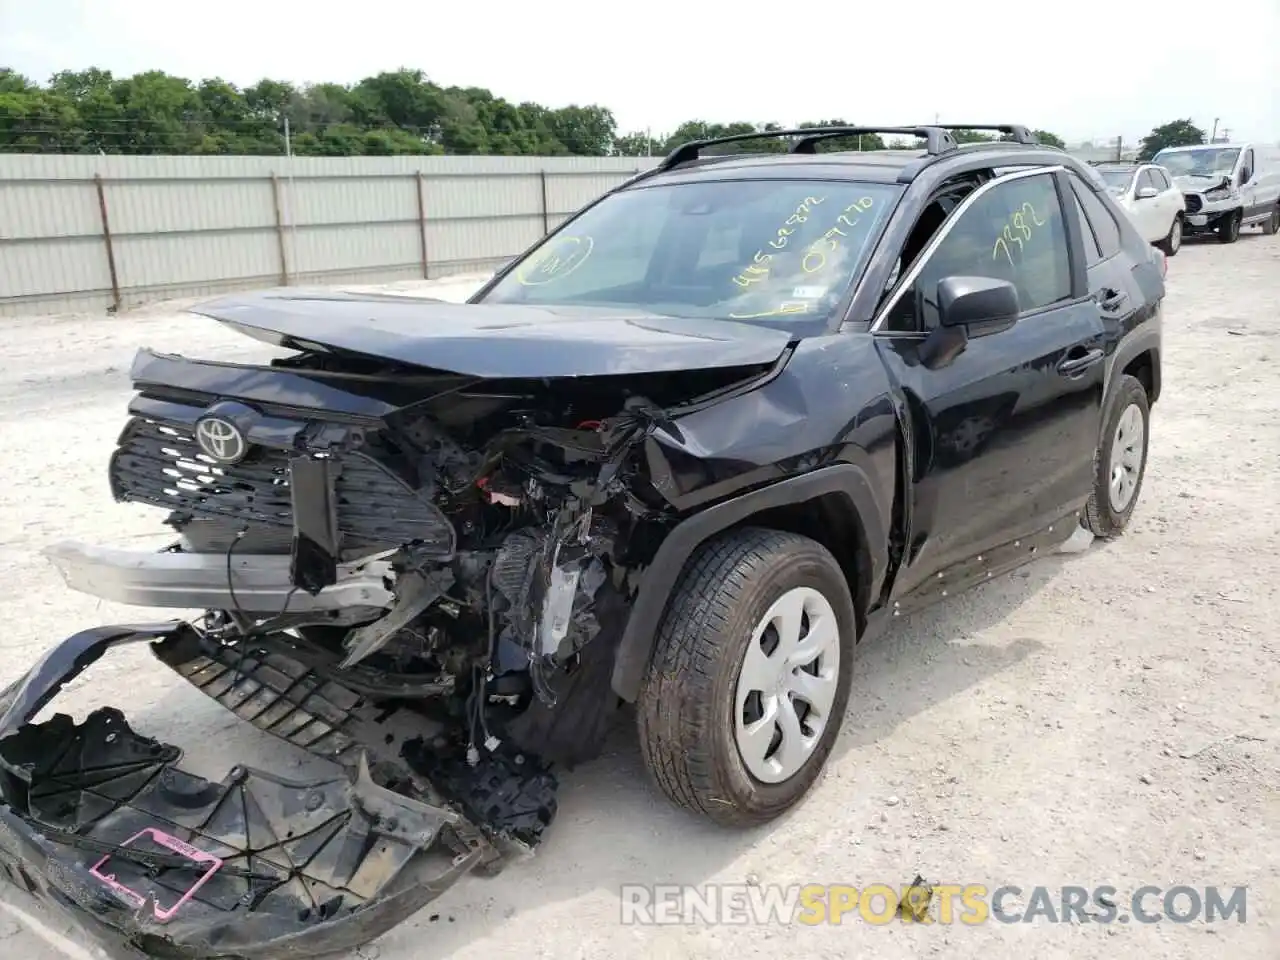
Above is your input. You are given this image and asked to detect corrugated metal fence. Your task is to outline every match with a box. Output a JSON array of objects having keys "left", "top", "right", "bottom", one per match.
[{"left": 0, "top": 154, "right": 662, "bottom": 318}]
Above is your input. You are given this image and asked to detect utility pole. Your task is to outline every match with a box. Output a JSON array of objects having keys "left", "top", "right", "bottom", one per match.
[{"left": 1210, "top": 117, "right": 1220, "bottom": 143}]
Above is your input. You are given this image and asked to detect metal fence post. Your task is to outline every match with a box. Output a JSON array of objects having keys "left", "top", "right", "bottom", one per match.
[
  {"left": 93, "top": 174, "right": 122, "bottom": 312},
  {"left": 416, "top": 171, "right": 429, "bottom": 278},
  {"left": 539, "top": 170, "right": 550, "bottom": 235},
  {"left": 269, "top": 173, "right": 289, "bottom": 286}
]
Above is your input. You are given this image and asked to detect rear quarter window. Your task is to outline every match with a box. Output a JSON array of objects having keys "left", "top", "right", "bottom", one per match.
[{"left": 1069, "top": 175, "right": 1122, "bottom": 260}]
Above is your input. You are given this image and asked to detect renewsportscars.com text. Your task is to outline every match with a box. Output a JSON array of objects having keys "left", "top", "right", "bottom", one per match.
[{"left": 619, "top": 883, "right": 1248, "bottom": 926}]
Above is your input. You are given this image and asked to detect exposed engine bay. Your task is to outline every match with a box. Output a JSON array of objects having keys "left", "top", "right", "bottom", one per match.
[
  {"left": 90, "top": 347, "right": 774, "bottom": 759},
  {"left": 7, "top": 331, "right": 783, "bottom": 956}
]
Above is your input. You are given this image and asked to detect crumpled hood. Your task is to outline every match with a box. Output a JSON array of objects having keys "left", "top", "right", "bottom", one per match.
[
  {"left": 1171, "top": 173, "right": 1230, "bottom": 194},
  {"left": 190, "top": 289, "right": 793, "bottom": 378}
]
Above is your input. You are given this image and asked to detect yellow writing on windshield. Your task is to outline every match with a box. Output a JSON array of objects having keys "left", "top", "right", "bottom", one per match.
[
  {"left": 992, "top": 202, "right": 1048, "bottom": 267},
  {"left": 516, "top": 235, "right": 594, "bottom": 285},
  {"left": 731, "top": 196, "right": 826, "bottom": 288},
  {"left": 801, "top": 197, "right": 875, "bottom": 274},
  {"left": 728, "top": 301, "right": 813, "bottom": 319}
]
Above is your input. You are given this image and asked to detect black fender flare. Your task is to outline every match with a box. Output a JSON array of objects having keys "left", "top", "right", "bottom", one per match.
[
  {"left": 610, "top": 462, "right": 888, "bottom": 701},
  {"left": 1109, "top": 327, "right": 1162, "bottom": 410}
]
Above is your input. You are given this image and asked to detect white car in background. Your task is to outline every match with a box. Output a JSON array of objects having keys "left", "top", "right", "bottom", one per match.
[{"left": 1093, "top": 162, "right": 1186, "bottom": 255}]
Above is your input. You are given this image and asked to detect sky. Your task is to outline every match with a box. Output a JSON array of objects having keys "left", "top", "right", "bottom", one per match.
[{"left": 2, "top": 0, "right": 1278, "bottom": 146}]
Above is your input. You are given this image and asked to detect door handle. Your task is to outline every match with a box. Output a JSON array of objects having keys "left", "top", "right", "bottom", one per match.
[
  {"left": 1095, "top": 289, "right": 1129, "bottom": 313},
  {"left": 1057, "top": 347, "right": 1104, "bottom": 376}
]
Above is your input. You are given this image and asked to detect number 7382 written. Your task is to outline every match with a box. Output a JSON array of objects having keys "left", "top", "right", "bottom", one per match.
[{"left": 992, "top": 202, "right": 1047, "bottom": 266}]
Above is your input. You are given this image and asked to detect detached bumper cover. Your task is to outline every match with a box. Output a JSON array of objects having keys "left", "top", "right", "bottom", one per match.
[{"left": 0, "top": 624, "right": 484, "bottom": 959}]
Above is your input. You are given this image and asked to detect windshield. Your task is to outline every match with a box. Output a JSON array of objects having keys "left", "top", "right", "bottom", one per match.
[
  {"left": 1095, "top": 167, "right": 1136, "bottom": 195},
  {"left": 478, "top": 178, "right": 901, "bottom": 325},
  {"left": 1153, "top": 147, "right": 1240, "bottom": 179}
]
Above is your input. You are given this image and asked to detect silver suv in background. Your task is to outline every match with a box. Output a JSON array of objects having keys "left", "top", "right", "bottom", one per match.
[{"left": 1152, "top": 143, "right": 1280, "bottom": 242}]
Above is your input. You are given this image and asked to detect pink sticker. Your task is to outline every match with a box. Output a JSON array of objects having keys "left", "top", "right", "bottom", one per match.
[{"left": 89, "top": 827, "right": 223, "bottom": 922}]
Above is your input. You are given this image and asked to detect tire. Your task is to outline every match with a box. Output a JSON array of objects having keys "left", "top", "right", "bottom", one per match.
[
  {"left": 1217, "top": 210, "right": 1242, "bottom": 243},
  {"left": 1083, "top": 374, "right": 1151, "bottom": 538},
  {"left": 1262, "top": 206, "right": 1280, "bottom": 236},
  {"left": 1157, "top": 214, "right": 1182, "bottom": 256},
  {"left": 636, "top": 527, "right": 856, "bottom": 827}
]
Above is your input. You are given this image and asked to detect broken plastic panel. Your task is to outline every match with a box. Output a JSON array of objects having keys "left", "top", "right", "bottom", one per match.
[
  {"left": 0, "top": 707, "right": 481, "bottom": 957},
  {"left": 0, "top": 621, "right": 489, "bottom": 959}
]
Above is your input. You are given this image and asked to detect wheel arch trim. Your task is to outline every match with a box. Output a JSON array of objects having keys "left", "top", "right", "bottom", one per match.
[{"left": 610, "top": 463, "right": 887, "bottom": 701}]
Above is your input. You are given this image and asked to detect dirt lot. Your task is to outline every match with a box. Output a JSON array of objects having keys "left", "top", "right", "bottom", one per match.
[{"left": 0, "top": 240, "right": 1277, "bottom": 960}]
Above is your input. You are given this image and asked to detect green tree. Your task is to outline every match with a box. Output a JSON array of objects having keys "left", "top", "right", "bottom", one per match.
[
  {"left": 1139, "top": 119, "right": 1206, "bottom": 160},
  {"left": 795, "top": 120, "right": 886, "bottom": 152},
  {"left": 0, "top": 65, "right": 1074, "bottom": 161},
  {"left": 0, "top": 88, "right": 81, "bottom": 151},
  {"left": 612, "top": 130, "right": 663, "bottom": 156},
  {"left": 544, "top": 105, "right": 616, "bottom": 156},
  {"left": 0, "top": 69, "right": 33, "bottom": 94},
  {"left": 950, "top": 128, "right": 995, "bottom": 144}
]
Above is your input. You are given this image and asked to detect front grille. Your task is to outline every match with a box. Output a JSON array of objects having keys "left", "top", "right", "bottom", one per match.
[
  {"left": 1184, "top": 194, "right": 1203, "bottom": 214},
  {"left": 109, "top": 417, "right": 455, "bottom": 553}
]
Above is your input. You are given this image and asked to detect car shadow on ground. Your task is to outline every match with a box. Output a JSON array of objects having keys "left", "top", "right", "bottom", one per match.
[
  {"left": 1182, "top": 229, "right": 1269, "bottom": 247},
  {"left": 104, "top": 550, "right": 1076, "bottom": 958}
]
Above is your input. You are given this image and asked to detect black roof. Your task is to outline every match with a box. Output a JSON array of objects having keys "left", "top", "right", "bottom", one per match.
[{"left": 627, "top": 124, "right": 1077, "bottom": 188}]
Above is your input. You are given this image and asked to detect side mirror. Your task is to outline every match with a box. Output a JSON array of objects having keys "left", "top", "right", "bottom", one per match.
[
  {"left": 1135, "top": 186, "right": 1159, "bottom": 200},
  {"left": 937, "top": 276, "right": 1020, "bottom": 331}
]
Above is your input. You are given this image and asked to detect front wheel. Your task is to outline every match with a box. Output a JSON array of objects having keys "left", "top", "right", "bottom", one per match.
[
  {"left": 1083, "top": 375, "right": 1151, "bottom": 538},
  {"left": 1218, "top": 210, "right": 1242, "bottom": 243},
  {"left": 1158, "top": 214, "right": 1182, "bottom": 256},
  {"left": 637, "top": 527, "right": 856, "bottom": 827}
]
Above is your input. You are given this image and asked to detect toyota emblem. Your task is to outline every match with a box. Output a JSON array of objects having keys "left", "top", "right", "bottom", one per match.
[{"left": 194, "top": 417, "right": 248, "bottom": 464}]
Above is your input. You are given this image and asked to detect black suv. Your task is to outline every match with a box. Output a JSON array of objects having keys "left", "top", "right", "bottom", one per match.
[{"left": 2, "top": 125, "right": 1163, "bottom": 959}]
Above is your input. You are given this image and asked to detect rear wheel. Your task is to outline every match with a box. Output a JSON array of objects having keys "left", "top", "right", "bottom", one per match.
[
  {"left": 1218, "top": 210, "right": 1242, "bottom": 243},
  {"left": 1157, "top": 214, "right": 1182, "bottom": 256},
  {"left": 1262, "top": 206, "right": 1280, "bottom": 236},
  {"left": 637, "top": 527, "right": 855, "bottom": 827},
  {"left": 1083, "top": 375, "right": 1150, "bottom": 539}
]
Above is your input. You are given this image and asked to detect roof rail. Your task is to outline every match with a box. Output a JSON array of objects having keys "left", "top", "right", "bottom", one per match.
[
  {"left": 930, "top": 124, "right": 1038, "bottom": 145},
  {"left": 659, "top": 125, "right": 959, "bottom": 169}
]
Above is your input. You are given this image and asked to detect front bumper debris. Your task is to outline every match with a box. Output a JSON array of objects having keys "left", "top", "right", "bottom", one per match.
[
  {"left": 0, "top": 623, "right": 541, "bottom": 959},
  {"left": 42, "top": 541, "right": 394, "bottom": 613},
  {"left": 1182, "top": 207, "right": 1236, "bottom": 233}
]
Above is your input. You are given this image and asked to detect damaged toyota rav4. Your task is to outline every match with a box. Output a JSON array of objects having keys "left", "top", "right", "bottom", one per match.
[{"left": 0, "top": 124, "right": 1164, "bottom": 958}]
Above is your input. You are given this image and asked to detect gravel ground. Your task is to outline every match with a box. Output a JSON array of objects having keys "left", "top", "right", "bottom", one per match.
[{"left": 0, "top": 239, "right": 1277, "bottom": 960}]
